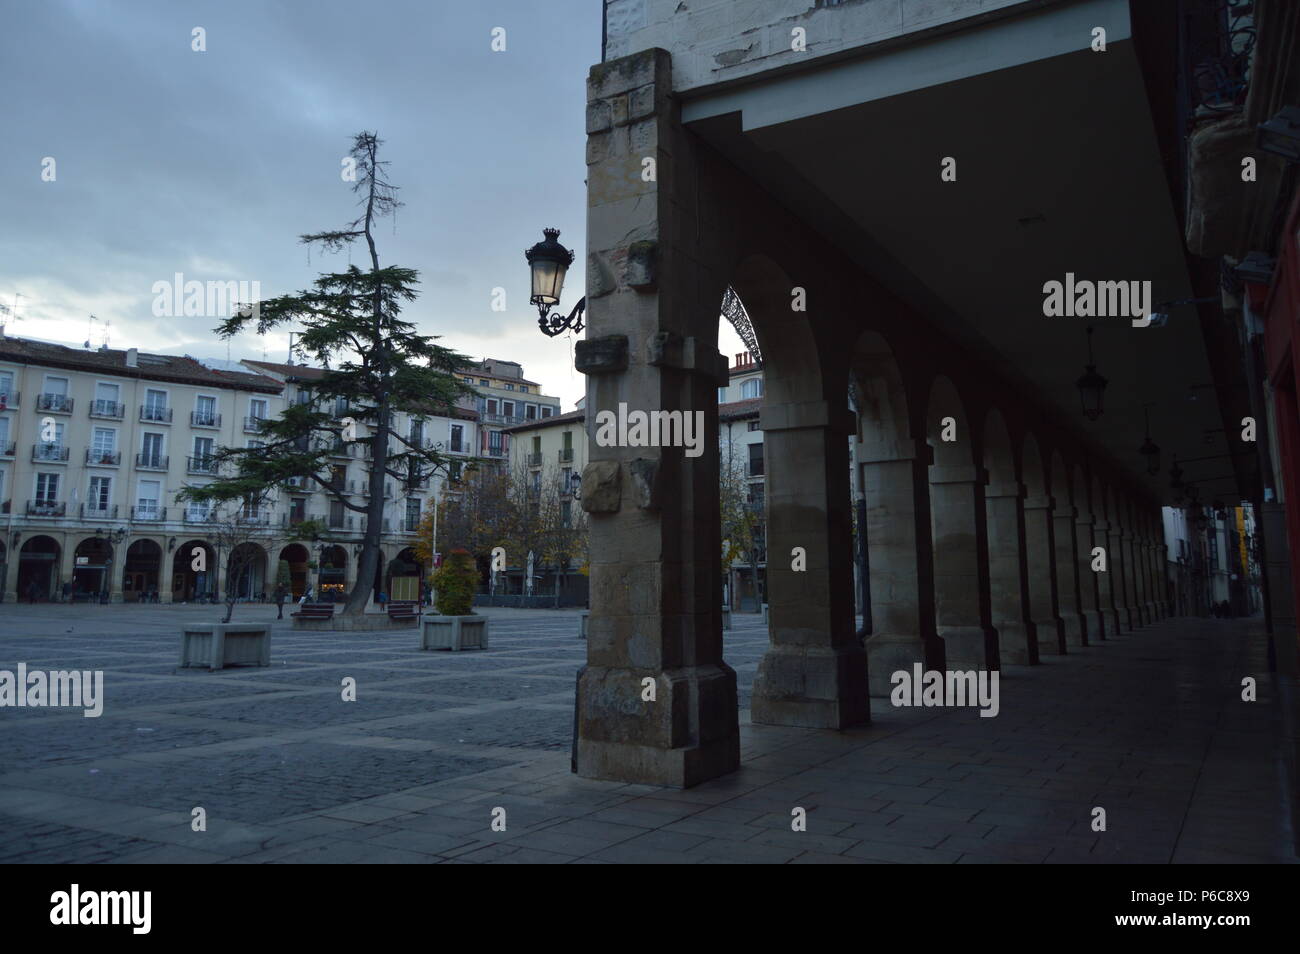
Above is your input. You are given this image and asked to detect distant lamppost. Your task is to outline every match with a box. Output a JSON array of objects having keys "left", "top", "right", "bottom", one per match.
[
  {"left": 1076, "top": 326, "right": 1107, "bottom": 421},
  {"left": 100, "top": 526, "right": 127, "bottom": 603},
  {"left": 1138, "top": 407, "right": 1160, "bottom": 476},
  {"left": 526, "top": 228, "right": 585, "bottom": 336}
]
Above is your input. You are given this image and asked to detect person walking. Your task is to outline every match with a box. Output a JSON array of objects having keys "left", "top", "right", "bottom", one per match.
[
  {"left": 60, "top": 580, "right": 71, "bottom": 603},
  {"left": 274, "top": 584, "right": 288, "bottom": 619}
]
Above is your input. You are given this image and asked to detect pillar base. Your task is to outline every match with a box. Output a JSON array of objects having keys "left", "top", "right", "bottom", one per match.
[
  {"left": 1104, "top": 608, "right": 1124, "bottom": 635},
  {"left": 938, "top": 624, "right": 999, "bottom": 671},
  {"left": 995, "top": 620, "right": 1037, "bottom": 665},
  {"left": 751, "top": 644, "right": 870, "bottom": 729},
  {"left": 1032, "top": 616, "right": 1066, "bottom": 655},
  {"left": 1061, "top": 612, "right": 1088, "bottom": 648},
  {"left": 865, "top": 631, "right": 944, "bottom": 697},
  {"left": 575, "top": 663, "right": 740, "bottom": 788}
]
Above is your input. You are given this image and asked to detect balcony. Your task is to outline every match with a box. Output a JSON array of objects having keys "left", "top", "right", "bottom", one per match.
[
  {"left": 190, "top": 411, "right": 221, "bottom": 428},
  {"left": 32, "top": 443, "right": 69, "bottom": 463},
  {"left": 27, "top": 500, "right": 66, "bottom": 517},
  {"left": 89, "top": 399, "right": 125, "bottom": 420},
  {"left": 747, "top": 459, "right": 765, "bottom": 478},
  {"left": 36, "top": 393, "right": 73, "bottom": 413},
  {"left": 449, "top": 439, "right": 465, "bottom": 453},
  {"left": 285, "top": 475, "right": 309, "bottom": 489},
  {"left": 85, "top": 448, "right": 121, "bottom": 466},
  {"left": 81, "top": 503, "right": 119, "bottom": 521},
  {"left": 484, "top": 444, "right": 507, "bottom": 459},
  {"left": 403, "top": 518, "right": 421, "bottom": 533},
  {"left": 0, "top": 390, "right": 19, "bottom": 410},
  {"left": 527, "top": 452, "right": 542, "bottom": 467},
  {"left": 131, "top": 505, "right": 166, "bottom": 521},
  {"left": 0, "top": 441, "right": 14, "bottom": 457},
  {"left": 136, "top": 453, "right": 169, "bottom": 471},
  {"left": 328, "top": 439, "right": 351, "bottom": 457},
  {"left": 282, "top": 512, "right": 323, "bottom": 528},
  {"left": 558, "top": 448, "right": 574, "bottom": 463},
  {"left": 187, "top": 456, "right": 218, "bottom": 475},
  {"left": 240, "top": 510, "right": 271, "bottom": 526},
  {"left": 243, "top": 416, "right": 268, "bottom": 434},
  {"left": 183, "top": 508, "right": 213, "bottom": 524},
  {"left": 361, "top": 518, "right": 392, "bottom": 533},
  {"left": 327, "top": 514, "right": 353, "bottom": 531},
  {"left": 140, "top": 404, "right": 172, "bottom": 423}
]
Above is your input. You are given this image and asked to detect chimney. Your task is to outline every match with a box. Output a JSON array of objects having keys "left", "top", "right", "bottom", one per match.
[{"left": 126, "top": 347, "right": 138, "bottom": 368}]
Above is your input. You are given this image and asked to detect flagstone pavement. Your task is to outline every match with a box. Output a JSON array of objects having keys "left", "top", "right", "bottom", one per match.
[{"left": 0, "top": 602, "right": 1296, "bottom": 863}]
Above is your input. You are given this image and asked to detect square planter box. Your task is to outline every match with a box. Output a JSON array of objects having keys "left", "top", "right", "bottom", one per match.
[
  {"left": 580, "top": 610, "right": 590, "bottom": 640},
  {"left": 421, "top": 614, "right": 489, "bottom": 651},
  {"left": 180, "top": 623, "right": 271, "bottom": 670}
]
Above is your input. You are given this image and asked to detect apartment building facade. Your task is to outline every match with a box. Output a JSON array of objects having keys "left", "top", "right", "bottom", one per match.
[
  {"left": 0, "top": 334, "right": 477, "bottom": 604},
  {"left": 457, "top": 358, "right": 561, "bottom": 467}
]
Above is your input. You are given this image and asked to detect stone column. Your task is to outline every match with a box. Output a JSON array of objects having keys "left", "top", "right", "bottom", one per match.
[
  {"left": 929, "top": 463, "right": 999, "bottom": 670},
  {"left": 575, "top": 48, "right": 739, "bottom": 787},
  {"left": 1146, "top": 513, "right": 1165, "bottom": 621},
  {"left": 1077, "top": 511, "right": 1107, "bottom": 639},
  {"left": 860, "top": 439, "right": 944, "bottom": 695},
  {"left": 1114, "top": 515, "right": 1137, "bottom": 630},
  {"left": 985, "top": 480, "right": 1037, "bottom": 665},
  {"left": 1133, "top": 508, "right": 1154, "bottom": 626},
  {"left": 1052, "top": 501, "right": 1087, "bottom": 646},
  {"left": 1024, "top": 493, "right": 1066, "bottom": 655},
  {"left": 160, "top": 541, "right": 176, "bottom": 603},
  {"left": 752, "top": 401, "right": 869, "bottom": 728},
  {"left": 1261, "top": 501, "right": 1298, "bottom": 677},
  {"left": 57, "top": 533, "right": 76, "bottom": 602},
  {"left": 1094, "top": 516, "right": 1123, "bottom": 634}
]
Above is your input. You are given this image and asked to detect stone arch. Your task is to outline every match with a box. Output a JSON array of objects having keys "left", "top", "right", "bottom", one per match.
[
  {"left": 172, "top": 539, "right": 215, "bottom": 602},
  {"left": 227, "top": 542, "right": 268, "bottom": 602},
  {"left": 278, "top": 543, "right": 310, "bottom": 600},
  {"left": 17, "top": 535, "right": 60, "bottom": 602},
  {"left": 852, "top": 330, "right": 942, "bottom": 694},
  {"left": 72, "top": 535, "right": 114, "bottom": 601},
  {"left": 983, "top": 408, "right": 1036, "bottom": 664},
  {"left": 123, "top": 538, "right": 162, "bottom": 602},
  {"left": 1019, "top": 434, "right": 1065, "bottom": 655},
  {"left": 319, "top": 544, "right": 348, "bottom": 602},
  {"left": 388, "top": 546, "right": 423, "bottom": 602},
  {"left": 926, "top": 375, "right": 997, "bottom": 670}
]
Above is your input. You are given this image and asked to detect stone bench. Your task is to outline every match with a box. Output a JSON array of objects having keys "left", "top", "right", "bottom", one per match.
[
  {"left": 180, "top": 623, "right": 271, "bottom": 670},
  {"left": 387, "top": 601, "right": 419, "bottom": 622},
  {"left": 291, "top": 602, "right": 335, "bottom": 620}
]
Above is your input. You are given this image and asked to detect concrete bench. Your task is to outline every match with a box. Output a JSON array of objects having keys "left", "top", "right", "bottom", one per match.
[
  {"left": 421, "top": 614, "right": 489, "bottom": 651},
  {"left": 387, "top": 601, "right": 419, "bottom": 622},
  {"left": 292, "top": 602, "right": 335, "bottom": 620}
]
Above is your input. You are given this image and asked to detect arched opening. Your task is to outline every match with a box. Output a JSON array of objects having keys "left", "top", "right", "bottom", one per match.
[
  {"left": 926, "top": 375, "right": 998, "bottom": 671},
  {"left": 72, "top": 536, "right": 114, "bottom": 602},
  {"left": 388, "top": 547, "right": 423, "bottom": 602},
  {"left": 319, "top": 544, "right": 347, "bottom": 602},
  {"left": 1075, "top": 465, "right": 1107, "bottom": 639},
  {"left": 17, "top": 535, "right": 60, "bottom": 602},
  {"left": 227, "top": 542, "right": 268, "bottom": 602},
  {"left": 123, "top": 539, "right": 162, "bottom": 602},
  {"left": 278, "top": 543, "right": 310, "bottom": 600},
  {"left": 1050, "top": 452, "right": 1087, "bottom": 647},
  {"left": 172, "top": 540, "right": 215, "bottom": 603}
]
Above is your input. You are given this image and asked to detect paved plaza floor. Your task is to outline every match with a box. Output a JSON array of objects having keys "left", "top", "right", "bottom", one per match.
[{"left": 0, "top": 603, "right": 1295, "bottom": 864}]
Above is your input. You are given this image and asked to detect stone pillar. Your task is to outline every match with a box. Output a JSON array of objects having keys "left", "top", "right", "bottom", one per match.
[
  {"left": 575, "top": 48, "right": 739, "bottom": 787},
  {"left": 1114, "top": 518, "right": 1137, "bottom": 630},
  {"left": 1094, "top": 517, "right": 1123, "bottom": 634},
  {"left": 109, "top": 540, "right": 126, "bottom": 604},
  {"left": 1077, "top": 512, "right": 1107, "bottom": 640},
  {"left": 1261, "top": 501, "right": 1298, "bottom": 677},
  {"left": 752, "top": 401, "right": 869, "bottom": 728},
  {"left": 929, "top": 464, "right": 998, "bottom": 670},
  {"left": 985, "top": 481, "right": 1037, "bottom": 665},
  {"left": 1052, "top": 502, "right": 1087, "bottom": 647},
  {"left": 1146, "top": 514, "right": 1165, "bottom": 620},
  {"left": 1133, "top": 509, "right": 1154, "bottom": 625},
  {"left": 160, "top": 541, "right": 176, "bottom": 603},
  {"left": 1024, "top": 493, "right": 1066, "bottom": 655},
  {"left": 860, "top": 439, "right": 944, "bottom": 695},
  {"left": 57, "top": 534, "right": 76, "bottom": 602}
]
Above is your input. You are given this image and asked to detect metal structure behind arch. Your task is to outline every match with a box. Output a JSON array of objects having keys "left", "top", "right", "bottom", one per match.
[{"left": 721, "top": 286, "right": 761, "bottom": 365}]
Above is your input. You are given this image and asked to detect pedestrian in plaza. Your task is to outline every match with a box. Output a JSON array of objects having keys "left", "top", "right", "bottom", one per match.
[
  {"left": 274, "top": 584, "right": 288, "bottom": 619},
  {"left": 26, "top": 580, "right": 40, "bottom": 603},
  {"left": 61, "top": 580, "right": 71, "bottom": 602}
]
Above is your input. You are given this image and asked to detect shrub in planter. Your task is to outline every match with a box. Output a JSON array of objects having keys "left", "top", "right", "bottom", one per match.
[{"left": 432, "top": 548, "right": 478, "bottom": 616}]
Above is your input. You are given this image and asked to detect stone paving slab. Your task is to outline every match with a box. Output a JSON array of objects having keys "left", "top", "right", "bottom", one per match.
[{"left": 0, "top": 603, "right": 1297, "bottom": 863}]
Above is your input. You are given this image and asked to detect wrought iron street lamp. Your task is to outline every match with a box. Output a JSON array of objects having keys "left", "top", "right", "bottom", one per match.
[
  {"left": 1076, "top": 326, "right": 1107, "bottom": 421},
  {"left": 526, "top": 228, "right": 586, "bottom": 337},
  {"left": 1139, "top": 407, "right": 1160, "bottom": 476}
]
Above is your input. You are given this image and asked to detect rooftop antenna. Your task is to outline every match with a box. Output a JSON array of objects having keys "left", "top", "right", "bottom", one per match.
[
  {"left": 287, "top": 331, "right": 298, "bottom": 366},
  {"left": 84, "top": 314, "right": 96, "bottom": 349}
]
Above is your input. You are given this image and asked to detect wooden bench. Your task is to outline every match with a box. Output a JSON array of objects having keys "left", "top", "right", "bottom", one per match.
[
  {"left": 292, "top": 602, "right": 336, "bottom": 620},
  {"left": 387, "top": 600, "right": 419, "bottom": 622}
]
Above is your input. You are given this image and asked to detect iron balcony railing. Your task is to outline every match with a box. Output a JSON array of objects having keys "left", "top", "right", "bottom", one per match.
[
  {"left": 130, "top": 505, "right": 166, "bottom": 521},
  {"left": 27, "top": 500, "right": 66, "bottom": 517},
  {"left": 191, "top": 411, "right": 221, "bottom": 428},
  {"left": 243, "top": 416, "right": 267, "bottom": 434},
  {"left": 32, "top": 443, "right": 69, "bottom": 462},
  {"left": 403, "top": 518, "right": 421, "bottom": 533},
  {"left": 558, "top": 448, "right": 574, "bottom": 463},
  {"left": 136, "top": 453, "right": 168, "bottom": 470},
  {"left": 187, "top": 456, "right": 218, "bottom": 475},
  {"left": 85, "top": 448, "right": 121, "bottom": 466},
  {"left": 527, "top": 452, "right": 542, "bottom": 467},
  {"left": 36, "top": 393, "right": 73, "bottom": 413},
  {"left": 81, "top": 503, "right": 119, "bottom": 520},
  {"left": 140, "top": 404, "right": 172, "bottom": 423},
  {"left": 89, "top": 399, "right": 125, "bottom": 419},
  {"left": 241, "top": 510, "right": 271, "bottom": 526},
  {"left": 0, "top": 441, "right": 14, "bottom": 457},
  {"left": 327, "top": 513, "right": 352, "bottom": 530},
  {"left": 0, "top": 390, "right": 19, "bottom": 409},
  {"left": 183, "top": 508, "right": 213, "bottom": 524}
]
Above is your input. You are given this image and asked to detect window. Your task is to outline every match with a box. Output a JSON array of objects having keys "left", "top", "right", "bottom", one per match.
[
  {"left": 249, "top": 398, "right": 268, "bottom": 420},
  {"left": 502, "top": 401, "right": 515, "bottom": 419},
  {"left": 561, "top": 499, "right": 572, "bottom": 528},
  {"left": 525, "top": 404, "right": 537, "bottom": 420},
  {"left": 406, "top": 497, "right": 421, "bottom": 531},
  {"left": 143, "top": 388, "right": 168, "bottom": 420},
  {"left": 479, "top": 379, "right": 489, "bottom": 386},
  {"left": 520, "top": 386, "right": 529, "bottom": 394},
  {"left": 486, "top": 398, "right": 498, "bottom": 415},
  {"left": 195, "top": 395, "right": 217, "bottom": 425},
  {"left": 748, "top": 442, "right": 764, "bottom": 477},
  {"left": 717, "top": 387, "right": 726, "bottom": 402},
  {"left": 541, "top": 406, "right": 553, "bottom": 419},
  {"left": 43, "top": 375, "right": 68, "bottom": 396},
  {"left": 290, "top": 498, "right": 306, "bottom": 524},
  {"left": 562, "top": 467, "right": 572, "bottom": 494},
  {"left": 450, "top": 424, "right": 463, "bottom": 452},
  {"left": 247, "top": 439, "right": 265, "bottom": 450},
  {"left": 488, "top": 431, "right": 504, "bottom": 456},
  {"left": 504, "top": 383, "right": 515, "bottom": 391},
  {"left": 0, "top": 416, "right": 9, "bottom": 450},
  {"left": 463, "top": 377, "right": 473, "bottom": 384},
  {"left": 141, "top": 432, "right": 164, "bottom": 465},
  {"left": 88, "top": 475, "right": 112, "bottom": 511},
  {"left": 38, "top": 421, "right": 66, "bottom": 456},
  {"left": 296, "top": 388, "right": 312, "bottom": 405},
  {"left": 137, "top": 480, "right": 160, "bottom": 516},
  {"left": 741, "top": 378, "right": 763, "bottom": 399},
  {"left": 193, "top": 437, "right": 214, "bottom": 469},
  {"left": 531, "top": 471, "right": 541, "bottom": 495},
  {"left": 92, "top": 427, "right": 116, "bottom": 460},
  {"left": 532, "top": 435, "right": 541, "bottom": 454},
  {"left": 0, "top": 371, "right": 13, "bottom": 402},
  {"left": 36, "top": 472, "right": 59, "bottom": 503},
  {"left": 748, "top": 420, "right": 760, "bottom": 432},
  {"left": 449, "top": 460, "right": 463, "bottom": 483},
  {"left": 93, "top": 382, "right": 121, "bottom": 415},
  {"left": 410, "top": 419, "right": 424, "bottom": 444}
]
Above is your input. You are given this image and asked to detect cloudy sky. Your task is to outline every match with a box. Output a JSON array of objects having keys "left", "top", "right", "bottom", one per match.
[{"left": 0, "top": 0, "right": 629, "bottom": 410}]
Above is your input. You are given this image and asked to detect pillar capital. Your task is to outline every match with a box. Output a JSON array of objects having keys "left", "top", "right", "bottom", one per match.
[
  {"left": 855, "top": 438, "right": 930, "bottom": 465},
  {"left": 928, "top": 463, "right": 987, "bottom": 486},
  {"left": 760, "top": 400, "right": 856, "bottom": 434},
  {"left": 986, "top": 481, "right": 1025, "bottom": 500},
  {"left": 1025, "top": 494, "right": 1055, "bottom": 511}
]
